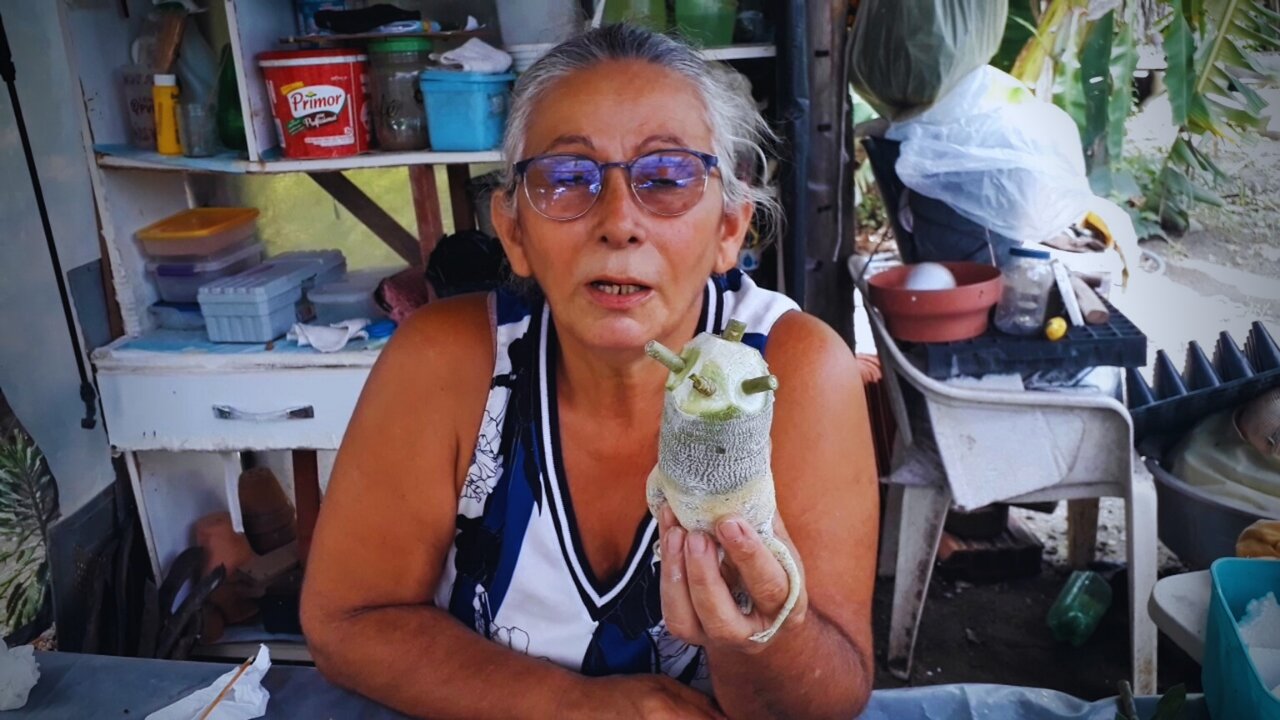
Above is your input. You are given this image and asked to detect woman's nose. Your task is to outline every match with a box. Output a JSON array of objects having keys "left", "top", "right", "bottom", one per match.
[{"left": 592, "top": 166, "right": 644, "bottom": 246}]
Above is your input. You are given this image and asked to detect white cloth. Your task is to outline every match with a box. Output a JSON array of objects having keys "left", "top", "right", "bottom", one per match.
[
  {"left": 145, "top": 645, "right": 270, "bottom": 720},
  {"left": 287, "top": 319, "right": 369, "bottom": 353},
  {"left": 0, "top": 641, "right": 39, "bottom": 711},
  {"left": 434, "top": 38, "right": 512, "bottom": 73}
]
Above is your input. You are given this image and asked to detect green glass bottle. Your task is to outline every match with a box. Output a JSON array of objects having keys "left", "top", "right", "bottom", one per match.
[
  {"left": 1047, "top": 570, "right": 1113, "bottom": 647},
  {"left": 216, "top": 44, "right": 247, "bottom": 152}
]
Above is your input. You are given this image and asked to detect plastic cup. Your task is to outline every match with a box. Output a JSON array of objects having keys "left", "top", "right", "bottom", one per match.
[{"left": 178, "top": 101, "right": 219, "bottom": 157}]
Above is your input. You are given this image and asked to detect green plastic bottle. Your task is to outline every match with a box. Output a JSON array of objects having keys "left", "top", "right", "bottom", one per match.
[{"left": 1047, "top": 570, "right": 1113, "bottom": 647}]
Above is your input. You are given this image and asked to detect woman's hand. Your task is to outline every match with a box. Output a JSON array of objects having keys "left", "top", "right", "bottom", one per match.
[
  {"left": 657, "top": 505, "right": 809, "bottom": 654},
  {"left": 569, "top": 674, "right": 726, "bottom": 719}
]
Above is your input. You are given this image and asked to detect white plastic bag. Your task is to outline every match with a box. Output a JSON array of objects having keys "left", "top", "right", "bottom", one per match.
[{"left": 886, "top": 66, "right": 1096, "bottom": 244}]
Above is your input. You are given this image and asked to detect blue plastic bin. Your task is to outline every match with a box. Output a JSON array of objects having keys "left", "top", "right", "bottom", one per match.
[
  {"left": 1204, "top": 558, "right": 1280, "bottom": 720},
  {"left": 419, "top": 70, "right": 515, "bottom": 151}
]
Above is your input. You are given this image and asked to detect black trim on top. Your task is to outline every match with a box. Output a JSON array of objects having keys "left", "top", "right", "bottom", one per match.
[{"left": 542, "top": 317, "right": 657, "bottom": 620}]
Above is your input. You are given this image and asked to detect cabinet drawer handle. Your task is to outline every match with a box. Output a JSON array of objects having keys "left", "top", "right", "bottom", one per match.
[{"left": 212, "top": 405, "right": 314, "bottom": 421}]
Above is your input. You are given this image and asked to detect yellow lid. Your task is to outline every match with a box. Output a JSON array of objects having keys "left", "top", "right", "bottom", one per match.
[{"left": 136, "top": 207, "right": 260, "bottom": 241}]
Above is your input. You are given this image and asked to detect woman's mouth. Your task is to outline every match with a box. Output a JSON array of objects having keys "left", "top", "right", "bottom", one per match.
[
  {"left": 586, "top": 279, "right": 653, "bottom": 308},
  {"left": 589, "top": 281, "right": 648, "bottom": 296}
]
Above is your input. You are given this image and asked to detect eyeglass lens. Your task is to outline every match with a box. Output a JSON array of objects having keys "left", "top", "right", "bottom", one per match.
[{"left": 523, "top": 150, "right": 710, "bottom": 220}]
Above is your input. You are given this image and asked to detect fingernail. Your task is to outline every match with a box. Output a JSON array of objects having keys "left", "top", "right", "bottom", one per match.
[
  {"left": 687, "top": 531, "right": 708, "bottom": 555},
  {"left": 661, "top": 504, "right": 675, "bottom": 527},
  {"left": 719, "top": 518, "right": 745, "bottom": 543},
  {"left": 666, "top": 527, "right": 684, "bottom": 557}
]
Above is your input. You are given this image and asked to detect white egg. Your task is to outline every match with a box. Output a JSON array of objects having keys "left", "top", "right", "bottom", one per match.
[{"left": 903, "top": 262, "right": 957, "bottom": 291}]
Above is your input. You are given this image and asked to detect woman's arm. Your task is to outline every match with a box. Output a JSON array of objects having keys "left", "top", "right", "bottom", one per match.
[
  {"left": 659, "top": 311, "right": 879, "bottom": 719},
  {"left": 301, "top": 296, "right": 722, "bottom": 720}
]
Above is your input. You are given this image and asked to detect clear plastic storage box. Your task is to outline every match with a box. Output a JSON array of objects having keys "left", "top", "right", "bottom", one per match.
[
  {"left": 146, "top": 240, "right": 264, "bottom": 303},
  {"left": 309, "top": 268, "right": 394, "bottom": 324},
  {"left": 197, "top": 250, "right": 346, "bottom": 343}
]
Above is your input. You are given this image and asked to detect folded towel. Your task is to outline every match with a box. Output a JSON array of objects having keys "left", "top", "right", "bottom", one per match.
[
  {"left": 435, "top": 38, "right": 512, "bottom": 74},
  {"left": 287, "top": 319, "right": 369, "bottom": 353}
]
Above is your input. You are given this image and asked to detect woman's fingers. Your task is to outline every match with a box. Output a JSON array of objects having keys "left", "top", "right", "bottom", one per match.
[
  {"left": 683, "top": 529, "right": 752, "bottom": 643},
  {"left": 660, "top": 520, "right": 704, "bottom": 643},
  {"left": 716, "top": 517, "right": 795, "bottom": 617}
]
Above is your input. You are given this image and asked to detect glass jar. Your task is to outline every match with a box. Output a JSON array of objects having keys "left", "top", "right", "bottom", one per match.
[
  {"left": 993, "top": 246, "right": 1054, "bottom": 336},
  {"left": 368, "top": 37, "right": 433, "bottom": 151}
]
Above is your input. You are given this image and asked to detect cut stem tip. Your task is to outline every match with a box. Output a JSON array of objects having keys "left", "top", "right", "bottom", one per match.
[
  {"left": 741, "top": 375, "right": 778, "bottom": 395},
  {"left": 645, "top": 340, "right": 686, "bottom": 373}
]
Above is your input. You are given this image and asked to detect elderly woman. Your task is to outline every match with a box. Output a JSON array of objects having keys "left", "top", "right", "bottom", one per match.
[{"left": 302, "top": 24, "right": 878, "bottom": 719}]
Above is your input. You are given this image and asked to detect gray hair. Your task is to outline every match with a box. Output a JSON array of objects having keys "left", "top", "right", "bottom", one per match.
[{"left": 498, "top": 24, "right": 780, "bottom": 246}]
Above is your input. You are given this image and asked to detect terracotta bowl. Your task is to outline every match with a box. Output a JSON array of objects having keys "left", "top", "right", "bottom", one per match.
[{"left": 867, "top": 262, "right": 1004, "bottom": 343}]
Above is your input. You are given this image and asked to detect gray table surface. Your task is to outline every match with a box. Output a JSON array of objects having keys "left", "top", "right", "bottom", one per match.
[{"left": 9, "top": 651, "right": 1208, "bottom": 719}]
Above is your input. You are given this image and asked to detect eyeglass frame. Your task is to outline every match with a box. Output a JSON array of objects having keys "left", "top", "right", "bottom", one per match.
[{"left": 511, "top": 148, "right": 721, "bottom": 221}]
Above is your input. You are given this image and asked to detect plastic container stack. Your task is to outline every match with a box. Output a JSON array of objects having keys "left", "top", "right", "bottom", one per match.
[
  {"left": 136, "top": 208, "right": 266, "bottom": 327},
  {"left": 198, "top": 250, "right": 345, "bottom": 343}
]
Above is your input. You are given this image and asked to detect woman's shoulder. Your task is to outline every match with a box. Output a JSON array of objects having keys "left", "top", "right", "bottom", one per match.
[
  {"left": 369, "top": 292, "right": 495, "bottom": 394},
  {"left": 765, "top": 310, "right": 859, "bottom": 391}
]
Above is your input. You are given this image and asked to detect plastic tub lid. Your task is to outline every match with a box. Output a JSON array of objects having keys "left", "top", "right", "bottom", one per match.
[
  {"left": 1009, "top": 246, "right": 1051, "bottom": 260},
  {"left": 147, "top": 240, "right": 263, "bottom": 277},
  {"left": 420, "top": 69, "right": 516, "bottom": 83},
  {"left": 136, "top": 207, "right": 260, "bottom": 242},
  {"left": 366, "top": 319, "right": 397, "bottom": 338},
  {"left": 259, "top": 49, "right": 368, "bottom": 66},
  {"left": 309, "top": 268, "right": 395, "bottom": 302},
  {"left": 369, "top": 37, "right": 433, "bottom": 53}
]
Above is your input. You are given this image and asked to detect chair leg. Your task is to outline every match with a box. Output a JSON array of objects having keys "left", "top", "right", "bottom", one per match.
[
  {"left": 1127, "top": 464, "right": 1159, "bottom": 695},
  {"left": 887, "top": 483, "right": 952, "bottom": 681},
  {"left": 878, "top": 484, "right": 903, "bottom": 578},
  {"left": 1067, "top": 498, "right": 1100, "bottom": 569}
]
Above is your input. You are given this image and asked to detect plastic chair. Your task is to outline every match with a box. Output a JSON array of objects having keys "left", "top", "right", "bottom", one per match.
[{"left": 865, "top": 304, "right": 1159, "bottom": 695}]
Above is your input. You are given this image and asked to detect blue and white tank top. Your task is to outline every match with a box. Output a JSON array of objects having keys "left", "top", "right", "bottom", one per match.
[{"left": 433, "top": 270, "right": 799, "bottom": 692}]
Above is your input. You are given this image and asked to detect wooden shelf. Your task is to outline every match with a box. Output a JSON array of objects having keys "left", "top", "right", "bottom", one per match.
[
  {"left": 91, "top": 330, "right": 384, "bottom": 372},
  {"left": 95, "top": 144, "right": 502, "bottom": 175},
  {"left": 699, "top": 43, "right": 776, "bottom": 61},
  {"left": 279, "top": 29, "right": 484, "bottom": 45}
]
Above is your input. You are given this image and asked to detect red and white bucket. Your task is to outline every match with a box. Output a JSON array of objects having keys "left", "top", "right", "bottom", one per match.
[{"left": 258, "top": 49, "right": 370, "bottom": 159}]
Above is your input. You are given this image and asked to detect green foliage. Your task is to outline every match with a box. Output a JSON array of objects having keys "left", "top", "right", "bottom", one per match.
[
  {"left": 1146, "top": 0, "right": 1279, "bottom": 233},
  {"left": 1007, "top": 0, "right": 1278, "bottom": 239},
  {"left": 0, "top": 430, "right": 59, "bottom": 633}
]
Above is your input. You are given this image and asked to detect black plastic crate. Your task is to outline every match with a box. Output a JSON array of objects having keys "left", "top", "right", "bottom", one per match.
[
  {"left": 1128, "top": 321, "right": 1280, "bottom": 443},
  {"left": 909, "top": 300, "right": 1147, "bottom": 379}
]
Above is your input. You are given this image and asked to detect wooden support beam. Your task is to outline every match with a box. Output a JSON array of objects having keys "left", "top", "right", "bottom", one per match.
[
  {"left": 306, "top": 171, "right": 420, "bottom": 264},
  {"left": 447, "top": 164, "right": 475, "bottom": 232},
  {"left": 408, "top": 165, "right": 445, "bottom": 262},
  {"left": 292, "top": 450, "right": 321, "bottom": 566}
]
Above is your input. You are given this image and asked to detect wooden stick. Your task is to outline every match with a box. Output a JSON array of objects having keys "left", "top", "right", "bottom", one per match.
[
  {"left": 197, "top": 655, "right": 255, "bottom": 720},
  {"left": 1070, "top": 275, "right": 1111, "bottom": 325}
]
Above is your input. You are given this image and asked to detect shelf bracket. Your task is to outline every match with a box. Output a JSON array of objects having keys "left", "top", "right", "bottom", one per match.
[{"left": 306, "top": 171, "right": 421, "bottom": 264}]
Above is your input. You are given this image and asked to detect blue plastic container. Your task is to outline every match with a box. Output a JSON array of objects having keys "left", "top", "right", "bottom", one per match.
[
  {"left": 419, "top": 70, "right": 515, "bottom": 151},
  {"left": 1204, "top": 558, "right": 1280, "bottom": 720}
]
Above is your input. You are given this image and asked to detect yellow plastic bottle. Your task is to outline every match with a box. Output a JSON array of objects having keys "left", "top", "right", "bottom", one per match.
[{"left": 152, "top": 74, "right": 182, "bottom": 155}]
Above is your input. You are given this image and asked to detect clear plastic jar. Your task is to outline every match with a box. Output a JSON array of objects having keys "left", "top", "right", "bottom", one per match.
[
  {"left": 993, "top": 246, "right": 1054, "bottom": 336},
  {"left": 368, "top": 37, "right": 433, "bottom": 151}
]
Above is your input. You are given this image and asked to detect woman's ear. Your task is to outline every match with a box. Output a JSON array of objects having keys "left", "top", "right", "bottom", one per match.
[
  {"left": 491, "top": 191, "right": 533, "bottom": 278},
  {"left": 712, "top": 200, "right": 754, "bottom": 274}
]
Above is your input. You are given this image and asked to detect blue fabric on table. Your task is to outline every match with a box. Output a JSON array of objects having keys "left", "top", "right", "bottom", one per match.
[{"left": 12, "top": 652, "right": 1208, "bottom": 719}]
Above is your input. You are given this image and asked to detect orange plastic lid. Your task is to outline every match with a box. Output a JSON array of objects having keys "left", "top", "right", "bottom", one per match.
[{"left": 136, "top": 207, "right": 260, "bottom": 241}]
